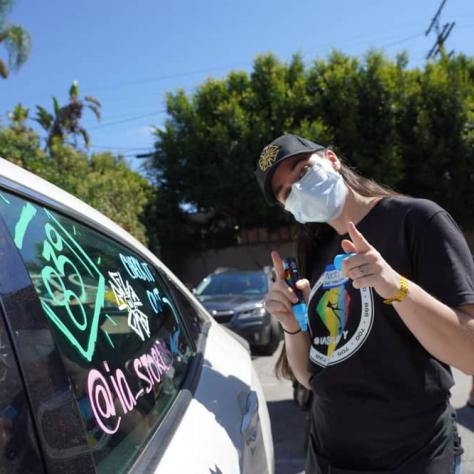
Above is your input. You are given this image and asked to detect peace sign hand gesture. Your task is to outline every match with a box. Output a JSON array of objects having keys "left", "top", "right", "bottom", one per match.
[{"left": 341, "top": 222, "right": 400, "bottom": 300}]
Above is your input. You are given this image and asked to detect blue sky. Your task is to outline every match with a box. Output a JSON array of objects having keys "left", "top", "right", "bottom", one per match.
[{"left": 2, "top": 0, "right": 473, "bottom": 172}]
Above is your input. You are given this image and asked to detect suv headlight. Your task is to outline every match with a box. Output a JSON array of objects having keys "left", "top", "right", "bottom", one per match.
[{"left": 235, "top": 305, "right": 266, "bottom": 321}]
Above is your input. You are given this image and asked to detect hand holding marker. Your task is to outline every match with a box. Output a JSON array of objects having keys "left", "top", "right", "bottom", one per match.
[{"left": 282, "top": 257, "right": 308, "bottom": 331}]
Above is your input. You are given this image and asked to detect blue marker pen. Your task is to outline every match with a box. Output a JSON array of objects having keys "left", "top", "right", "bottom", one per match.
[
  {"left": 333, "top": 252, "right": 357, "bottom": 271},
  {"left": 282, "top": 257, "right": 308, "bottom": 331}
]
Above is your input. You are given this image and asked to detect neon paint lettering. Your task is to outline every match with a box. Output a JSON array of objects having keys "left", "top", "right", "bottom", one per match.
[
  {"left": 87, "top": 340, "right": 173, "bottom": 435},
  {"left": 145, "top": 353, "right": 162, "bottom": 384},
  {"left": 0, "top": 193, "right": 11, "bottom": 204},
  {"left": 119, "top": 254, "right": 154, "bottom": 283},
  {"left": 14, "top": 202, "right": 37, "bottom": 250},
  {"left": 147, "top": 288, "right": 163, "bottom": 313},
  {"left": 134, "top": 358, "right": 154, "bottom": 394},
  {"left": 87, "top": 369, "right": 121, "bottom": 435},
  {"left": 103, "top": 361, "right": 136, "bottom": 412}
]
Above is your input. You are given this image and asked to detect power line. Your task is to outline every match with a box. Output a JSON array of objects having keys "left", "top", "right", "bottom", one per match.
[
  {"left": 379, "top": 32, "right": 425, "bottom": 49},
  {"left": 92, "top": 61, "right": 251, "bottom": 92},
  {"left": 88, "top": 110, "right": 166, "bottom": 131},
  {"left": 82, "top": 26, "right": 455, "bottom": 133},
  {"left": 91, "top": 23, "right": 428, "bottom": 97},
  {"left": 89, "top": 144, "right": 152, "bottom": 151},
  {"left": 87, "top": 32, "right": 427, "bottom": 131}
]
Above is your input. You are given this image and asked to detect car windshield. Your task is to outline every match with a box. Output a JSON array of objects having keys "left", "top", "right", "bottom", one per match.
[{"left": 195, "top": 272, "right": 268, "bottom": 296}]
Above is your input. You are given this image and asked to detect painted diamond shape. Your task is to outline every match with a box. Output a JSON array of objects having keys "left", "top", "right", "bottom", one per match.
[{"left": 39, "top": 210, "right": 105, "bottom": 362}]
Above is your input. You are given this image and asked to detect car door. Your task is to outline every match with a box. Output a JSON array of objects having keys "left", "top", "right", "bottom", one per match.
[
  {"left": 157, "top": 273, "right": 274, "bottom": 474},
  {"left": 0, "top": 295, "right": 46, "bottom": 473},
  {"left": 0, "top": 179, "right": 273, "bottom": 474}
]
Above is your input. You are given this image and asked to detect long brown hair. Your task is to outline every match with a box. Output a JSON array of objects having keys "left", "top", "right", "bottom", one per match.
[{"left": 274, "top": 152, "right": 402, "bottom": 380}]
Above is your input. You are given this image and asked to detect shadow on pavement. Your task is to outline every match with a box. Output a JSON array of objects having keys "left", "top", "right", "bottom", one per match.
[
  {"left": 456, "top": 405, "right": 474, "bottom": 432},
  {"left": 267, "top": 399, "right": 308, "bottom": 474}
]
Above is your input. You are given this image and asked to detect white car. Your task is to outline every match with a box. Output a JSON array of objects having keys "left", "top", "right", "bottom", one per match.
[{"left": 0, "top": 158, "right": 274, "bottom": 474}]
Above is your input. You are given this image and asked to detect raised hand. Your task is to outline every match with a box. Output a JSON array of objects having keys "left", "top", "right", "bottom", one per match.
[
  {"left": 341, "top": 222, "right": 400, "bottom": 299},
  {"left": 264, "top": 250, "right": 310, "bottom": 331}
]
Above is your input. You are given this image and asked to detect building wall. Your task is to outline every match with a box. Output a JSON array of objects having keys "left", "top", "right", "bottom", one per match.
[
  {"left": 172, "top": 240, "right": 298, "bottom": 287},
  {"left": 170, "top": 229, "right": 474, "bottom": 288}
]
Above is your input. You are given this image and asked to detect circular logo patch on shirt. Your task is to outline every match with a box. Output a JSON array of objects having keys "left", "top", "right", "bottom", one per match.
[{"left": 309, "top": 265, "right": 374, "bottom": 367}]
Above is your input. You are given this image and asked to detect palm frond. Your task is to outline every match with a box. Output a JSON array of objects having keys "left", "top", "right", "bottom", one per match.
[
  {"left": 86, "top": 104, "right": 101, "bottom": 121},
  {"left": 0, "top": 0, "right": 14, "bottom": 27},
  {"left": 85, "top": 95, "right": 101, "bottom": 107},
  {"left": 52, "top": 96, "right": 60, "bottom": 116},
  {"left": 0, "top": 58, "right": 8, "bottom": 78},
  {"left": 34, "top": 105, "right": 53, "bottom": 130},
  {"left": 79, "top": 127, "right": 90, "bottom": 147},
  {"left": 2, "top": 25, "right": 32, "bottom": 69}
]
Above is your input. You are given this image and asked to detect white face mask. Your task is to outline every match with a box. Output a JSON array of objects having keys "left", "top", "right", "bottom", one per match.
[{"left": 284, "top": 161, "right": 347, "bottom": 223}]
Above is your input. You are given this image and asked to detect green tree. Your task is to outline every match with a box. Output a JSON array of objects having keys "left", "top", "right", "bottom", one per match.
[
  {"left": 0, "top": 110, "right": 154, "bottom": 245},
  {"left": 74, "top": 152, "right": 154, "bottom": 244},
  {"left": 0, "top": 0, "right": 31, "bottom": 79},
  {"left": 0, "top": 107, "right": 46, "bottom": 171},
  {"left": 8, "top": 102, "right": 28, "bottom": 125},
  {"left": 35, "top": 80, "right": 101, "bottom": 150},
  {"left": 149, "top": 51, "right": 474, "bottom": 267}
]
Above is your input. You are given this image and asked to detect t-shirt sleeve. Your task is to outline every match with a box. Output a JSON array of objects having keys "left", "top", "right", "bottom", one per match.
[{"left": 414, "top": 210, "right": 474, "bottom": 308}]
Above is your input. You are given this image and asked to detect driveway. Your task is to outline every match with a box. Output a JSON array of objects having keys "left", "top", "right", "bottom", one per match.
[{"left": 252, "top": 342, "right": 306, "bottom": 474}]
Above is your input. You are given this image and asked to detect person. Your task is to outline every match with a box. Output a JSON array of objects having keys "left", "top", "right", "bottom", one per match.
[{"left": 256, "top": 134, "right": 474, "bottom": 474}]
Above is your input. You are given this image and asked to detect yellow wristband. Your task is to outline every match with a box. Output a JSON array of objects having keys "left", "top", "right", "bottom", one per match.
[{"left": 383, "top": 276, "right": 409, "bottom": 305}]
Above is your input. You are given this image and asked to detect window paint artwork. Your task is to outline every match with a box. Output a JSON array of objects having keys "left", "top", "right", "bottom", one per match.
[
  {"left": 108, "top": 271, "right": 151, "bottom": 341},
  {"left": 0, "top": 191, "right": 194, "bottom": 472},
  {"left": 87, "top": 340, "right": 173, "bottom": 435}
]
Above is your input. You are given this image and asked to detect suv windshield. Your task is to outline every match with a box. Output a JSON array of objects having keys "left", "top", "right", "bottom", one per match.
[{"left": 195, "top": 272, "right": 268, "bottom": 296}]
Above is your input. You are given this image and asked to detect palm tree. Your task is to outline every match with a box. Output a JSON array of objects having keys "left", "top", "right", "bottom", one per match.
[
  {"left": 0, "top": 0, "right": 32, "bottom": 78},
  {"left": 8, "top": 102, "right": 28, "bottom": 127},
  {"left": 35, "top": 81, "right": 101, "bottom": 149}
]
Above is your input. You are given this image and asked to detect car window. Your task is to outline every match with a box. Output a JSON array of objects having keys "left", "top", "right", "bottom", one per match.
[
  {"left": 195, "top": 272, "right": 268, "bottom": 296},
  {"left": 161, "top": 275, "right": 209, "bottom": 346},
  {"left": 0, "top": 190, "right": 194, "bottom": 472}
]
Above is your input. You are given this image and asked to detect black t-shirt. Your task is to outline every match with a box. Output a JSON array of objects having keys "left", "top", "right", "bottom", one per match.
[{"left": 305, "top": 196, "right": 474, "bottom": 473}]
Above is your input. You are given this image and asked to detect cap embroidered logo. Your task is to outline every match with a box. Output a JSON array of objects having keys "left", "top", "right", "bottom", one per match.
[{"left": 258, "top": 145, "right": 279, "bottom": 171}]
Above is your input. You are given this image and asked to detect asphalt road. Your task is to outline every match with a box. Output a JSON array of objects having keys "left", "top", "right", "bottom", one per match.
[
  {"left": 252, "top": 342, "right": 306, "bottom": 474},
  {"left": 252, "top": 342, "right": 474, "bottom": 474}
]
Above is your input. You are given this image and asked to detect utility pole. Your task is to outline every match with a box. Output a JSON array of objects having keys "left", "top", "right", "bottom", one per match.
[{"left": 425, "top": 0, "right": 455, "bottom": 60}]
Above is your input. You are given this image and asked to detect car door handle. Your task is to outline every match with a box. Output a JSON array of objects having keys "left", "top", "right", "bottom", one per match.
[{"left": 241, "top": 391, "right": 259, "bottom": 449}]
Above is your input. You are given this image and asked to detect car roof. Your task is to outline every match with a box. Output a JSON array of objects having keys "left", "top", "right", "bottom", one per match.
[{"left": 0, "top": 157, "right": 170, "bottom": 277}]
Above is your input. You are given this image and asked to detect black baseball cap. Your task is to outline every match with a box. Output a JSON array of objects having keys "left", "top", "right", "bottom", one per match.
[{"left": 255, "top": 134, "right": 325, "bottom": 205}]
